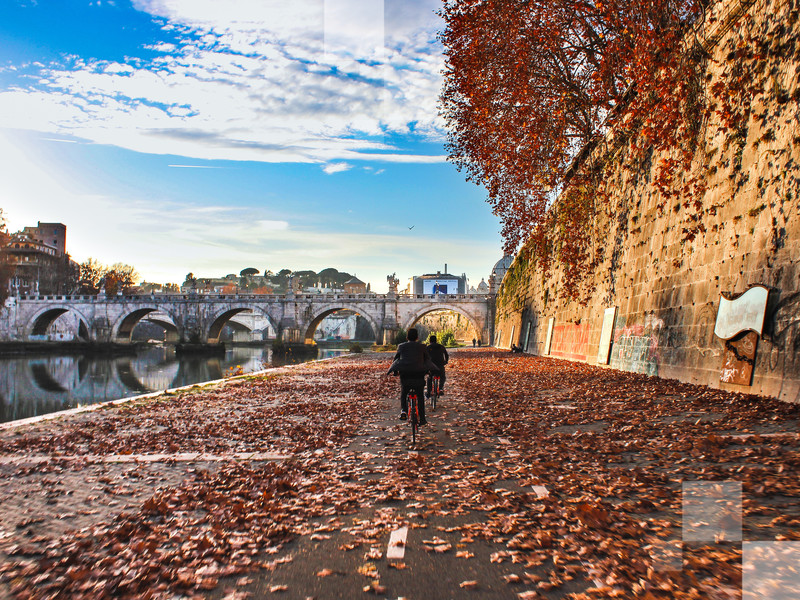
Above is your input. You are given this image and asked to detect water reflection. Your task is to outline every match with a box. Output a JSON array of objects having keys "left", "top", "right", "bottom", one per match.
[{"left": 0, "top": 344, "right": 354, "bottom": 424}]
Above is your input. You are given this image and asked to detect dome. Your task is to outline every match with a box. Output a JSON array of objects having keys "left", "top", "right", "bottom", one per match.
[{"left": 491, "top": 254, "right": 514, "bottom": 282}]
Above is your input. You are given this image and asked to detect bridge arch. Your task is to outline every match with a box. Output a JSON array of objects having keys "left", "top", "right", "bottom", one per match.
[
  {"left": 401, "top": 304, "right": 484, "bottom": 339},
  {"left": 206, "top": 305, "right": 279, "bottom": 344},
  {"left": 112, "top": 307, "right": 179, "bottom": 342},
  {"left": 27, "top": 306, "right": 91, "bottom": 341},
  {"left": 303, "top": 305, "right": 380, "bottom": 344}
]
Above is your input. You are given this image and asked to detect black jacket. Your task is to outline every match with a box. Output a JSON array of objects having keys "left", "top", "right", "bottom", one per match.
[
  {"left": 427, "top": 342, "right": 449, "bottom": 368},
  {"left": 388, "top": 340, "right": 439, "bottom": 376}
]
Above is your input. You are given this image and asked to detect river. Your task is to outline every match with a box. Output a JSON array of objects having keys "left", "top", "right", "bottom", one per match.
[{"left": 0, "top": 344, "right": 359, "bottom": 424}]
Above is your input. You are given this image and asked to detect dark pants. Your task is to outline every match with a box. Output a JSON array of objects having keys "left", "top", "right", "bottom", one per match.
[
  {"left": 400, "top": 375, "right": 426, "bottom": 422},
  {"left": 426, "top": 368, "right": 446, "bottom": 395}
]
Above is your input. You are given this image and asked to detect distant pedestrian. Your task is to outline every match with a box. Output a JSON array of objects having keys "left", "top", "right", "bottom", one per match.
[
  {"left": 472, "top": 338, "right": 476, "bottom": 347},
  {"left": 477, "top": 339, "right": 482, "bottom": 347}
]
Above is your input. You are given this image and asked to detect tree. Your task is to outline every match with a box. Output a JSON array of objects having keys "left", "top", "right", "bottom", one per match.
[
  {"left": 439, "top": 0, "right": 706, "bottom": 253},
  {"left": 240, "top": 267, "right": 259, "bottom": 277},
  {"left": 78, "top": 258, "right": 105, "bottom": 294},
  {"left": 104, "top": 263, "right": 139, "bottom": 295},
  {"left": 46, "top": 254, "right": 79, "bottom": 295},
  {"left": 318, "top": 267, "right": 340, "bottom": 287},
  {"left": 78, "top": 259, "right": 139, "bottom": 295}
]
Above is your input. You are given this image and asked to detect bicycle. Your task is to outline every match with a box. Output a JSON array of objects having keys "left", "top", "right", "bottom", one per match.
[
  {"left": 429, "top": 374, "right": 441, "bottom": 411},
  {"left": 407, "top": 389, "right": 421, "bottom": 445}
]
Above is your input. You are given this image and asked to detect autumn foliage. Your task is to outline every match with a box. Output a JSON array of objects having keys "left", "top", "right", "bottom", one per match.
[{"left": 439, "top": 0, "right": 715, "bottom": 289}]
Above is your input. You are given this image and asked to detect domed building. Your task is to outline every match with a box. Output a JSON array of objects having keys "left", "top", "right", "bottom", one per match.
[{"left": 491, "top": 254, "right": 515, "bottom": 286}]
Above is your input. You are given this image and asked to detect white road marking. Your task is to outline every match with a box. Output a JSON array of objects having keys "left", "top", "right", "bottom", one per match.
[
  {"left": 387, "top": 527, "right": 409, "bottom": 560},
  {"left": 532, "top": 485, "right": 549, "bottom": 499},
  {"left": 581, "top": 560, "right": 605, "bottom": 588}
]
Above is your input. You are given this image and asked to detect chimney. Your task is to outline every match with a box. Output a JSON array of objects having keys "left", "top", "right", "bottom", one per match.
[{"left": 444, "top": 263, "right": 448, "bottom": 273}]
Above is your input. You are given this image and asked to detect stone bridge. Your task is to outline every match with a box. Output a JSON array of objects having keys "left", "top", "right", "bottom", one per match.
[{"left": 1, "top": 291, "right": 496, "bottom": 346}]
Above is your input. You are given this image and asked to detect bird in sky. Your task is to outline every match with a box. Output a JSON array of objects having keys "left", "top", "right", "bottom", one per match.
[{"left": 408, "top": 225, "right": 415, "bottom": 230}]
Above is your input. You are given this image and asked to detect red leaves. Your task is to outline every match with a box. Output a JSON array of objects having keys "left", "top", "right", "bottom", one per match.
[
  {"left": 2, "top": 351, "right": 799, "bottom": 598},
  {"left": 576, "top": 502, "right": 611, "bottom": 527},
  {"left": 440, "top": 0, "right": 708, "bottom": 255}
]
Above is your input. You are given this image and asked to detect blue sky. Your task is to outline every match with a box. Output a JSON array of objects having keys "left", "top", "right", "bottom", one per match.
[{"left": 0, "top": 0, "right": 501, "bottom": 292}]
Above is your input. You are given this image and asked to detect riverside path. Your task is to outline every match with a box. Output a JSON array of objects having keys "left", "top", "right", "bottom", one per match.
[{"left": 1, "top": 349, "right": 799, "bottom": 599}]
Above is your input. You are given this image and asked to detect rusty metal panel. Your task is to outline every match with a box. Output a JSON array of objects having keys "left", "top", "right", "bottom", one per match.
[{"left": 720, "top": 331, "right": 758, "bottom": 386}]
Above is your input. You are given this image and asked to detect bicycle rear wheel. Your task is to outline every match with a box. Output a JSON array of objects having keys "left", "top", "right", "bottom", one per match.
[{"left": 409, "top": 393, "right": 418, "bottom": 445}]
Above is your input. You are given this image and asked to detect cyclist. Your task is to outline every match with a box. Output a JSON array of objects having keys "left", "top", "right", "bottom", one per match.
[
  {"left": 426, "top": 334, "right": 449, "bottom": 399},
  {"left": 387, "top": 328, "right": 436, "bottom": 425}
]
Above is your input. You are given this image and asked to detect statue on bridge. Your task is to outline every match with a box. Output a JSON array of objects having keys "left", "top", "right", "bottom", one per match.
[{"left": 387, "top": 273, "right": 399, "bottom": 294}]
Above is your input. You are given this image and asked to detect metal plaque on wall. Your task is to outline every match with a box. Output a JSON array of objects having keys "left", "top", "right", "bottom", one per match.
[
  {"left": 596, "top": 306, "right": 617, "bottom": 365},
  {"left": 544, "top": 317, "right": 554, "bottom": 355}
]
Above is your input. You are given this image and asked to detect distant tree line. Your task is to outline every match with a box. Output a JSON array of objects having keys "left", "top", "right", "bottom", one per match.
[
  {"left": 78, "top": 258, "right": 140, "bottom": 295},
  {"left": 182, "top": 267, "right": 358, "bottom": 294}
]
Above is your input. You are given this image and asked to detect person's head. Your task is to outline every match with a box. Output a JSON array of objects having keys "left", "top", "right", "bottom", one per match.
[
  {"left": 429, "top": 334, "right": 437, "bottom": 344},
  {"left": 407, "top": 328, "right": 419, "bottom": 341}
]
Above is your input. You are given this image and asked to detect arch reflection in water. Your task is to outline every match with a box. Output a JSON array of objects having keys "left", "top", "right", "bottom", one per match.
[{"left": 0, "top": 344, "right": 325, "bottom": 424}]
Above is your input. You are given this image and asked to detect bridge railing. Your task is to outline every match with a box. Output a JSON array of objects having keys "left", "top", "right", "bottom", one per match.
[{"left": 15, "top": 292, "right": 495, "bottom": 302}]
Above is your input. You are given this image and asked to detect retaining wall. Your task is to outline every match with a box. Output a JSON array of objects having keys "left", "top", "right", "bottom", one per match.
[{"left": 495, "top": 0, "right": 800, "bottom": 402}]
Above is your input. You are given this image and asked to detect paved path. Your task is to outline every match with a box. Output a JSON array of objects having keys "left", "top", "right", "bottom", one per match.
[{"left": 1, "top": 349, "right": 799, "bottom": 599}]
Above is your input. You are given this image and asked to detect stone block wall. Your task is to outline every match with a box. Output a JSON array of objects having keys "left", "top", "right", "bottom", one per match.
[{"left": 495, "top": 0, "right": 800, "bottom": 402}]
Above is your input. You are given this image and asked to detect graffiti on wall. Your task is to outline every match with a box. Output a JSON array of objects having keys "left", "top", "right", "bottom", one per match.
[
  {"left": 609, "top": 314, "right": 664, "bottom": 376},
  {"left": 764, "top": 292, "right": 800, "bottom": 403}
]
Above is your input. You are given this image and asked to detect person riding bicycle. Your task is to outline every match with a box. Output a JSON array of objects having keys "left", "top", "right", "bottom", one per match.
[
  {"left": 387, "top": 328, "right": 437, "bottom": 425},
  {"left": 426, "top": 334, "right": 449, "bottom": 399}
]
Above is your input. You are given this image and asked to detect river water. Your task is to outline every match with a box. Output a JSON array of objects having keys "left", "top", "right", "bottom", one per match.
[{"left": 0, "top": 344, "right": 355, "bottom": 424}]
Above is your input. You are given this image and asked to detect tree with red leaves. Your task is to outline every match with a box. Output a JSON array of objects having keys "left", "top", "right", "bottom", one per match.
[{"left": 439, "top": 0, "right": 708, "bottom": 258}]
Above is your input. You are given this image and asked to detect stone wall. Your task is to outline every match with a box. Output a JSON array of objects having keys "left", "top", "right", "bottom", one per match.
[{"left": 495, "top": 0, "right": 800, "bottom": 402}]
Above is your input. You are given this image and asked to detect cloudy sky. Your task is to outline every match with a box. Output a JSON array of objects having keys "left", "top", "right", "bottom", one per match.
[{"left": 0, "top": 0, "right": 501, "bottom": 292}]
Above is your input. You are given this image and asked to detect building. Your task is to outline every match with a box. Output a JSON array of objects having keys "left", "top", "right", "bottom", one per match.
[
  {"left": 412, "top": 265, "right": 467, "bottom": 295},
  {"left": 343, "top": 276, "right": 368, "bottom": 294},
  {"left": 1, "top": 228, "right": 75, "bottom": 295},
  {"left": 492, "top": 255, "right": 514, "bottom": 285},
  {"left": 21, "top": 222, "right": 67, "bottom": 256}
]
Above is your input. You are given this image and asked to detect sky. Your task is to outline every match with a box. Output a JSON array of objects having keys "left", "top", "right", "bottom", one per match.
[{"left": 0, "top": 0, "right": 502, "bottom": 293}]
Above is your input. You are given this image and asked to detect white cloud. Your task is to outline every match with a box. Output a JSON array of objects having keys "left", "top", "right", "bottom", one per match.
[
  {"left": 322, "top": 162, "right": 351, "bottom": 174},
  {"left": 0, "top": 0, "right": 445, "bottom": 165}
]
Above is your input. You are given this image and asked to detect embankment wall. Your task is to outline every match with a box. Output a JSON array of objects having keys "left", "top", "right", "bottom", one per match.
[{"left": 495, "top": 0, "right": 800, "bottom": 402}]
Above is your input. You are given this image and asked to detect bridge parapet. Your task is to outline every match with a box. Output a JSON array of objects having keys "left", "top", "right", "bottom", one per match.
[{"left": 16, "top": 293, "right": 494, "bottom": 303}]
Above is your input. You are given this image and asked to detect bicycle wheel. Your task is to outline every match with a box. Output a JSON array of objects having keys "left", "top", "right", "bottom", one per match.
[{"left": 409, "top": 393, "right": 418, "bottom": 445}]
